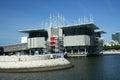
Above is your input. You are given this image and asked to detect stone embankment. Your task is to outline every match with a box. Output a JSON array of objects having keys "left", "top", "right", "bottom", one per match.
[
  {"left": 0, "top": 54, "right": 72, "bottom": 72},
  {"left": 103, "top": 50, "right": 120, "bottom": 54}
]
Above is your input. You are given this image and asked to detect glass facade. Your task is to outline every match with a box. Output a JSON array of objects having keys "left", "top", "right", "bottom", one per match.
[
  {"left": 63, "top": 26, "right": 94, "bottom": 36},
  {"left": 0, "top": 47, "right": 4, "bottom": 55},
  {"left": 95, "top": 32, "right": 101, "bottom": 37},
  {"left": 29, "top": 31, "right": 48, "bottom": 40},
  {"left": 112, "top": 32, "right": 120, "bottom": 43}
]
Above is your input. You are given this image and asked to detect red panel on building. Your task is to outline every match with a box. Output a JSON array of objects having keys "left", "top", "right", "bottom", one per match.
[
  {"left": 50, "top": 37, "right": 57, "bottom": 41},
  {"left": 50, "top": 37, "right": 58, "bottom": 47}
]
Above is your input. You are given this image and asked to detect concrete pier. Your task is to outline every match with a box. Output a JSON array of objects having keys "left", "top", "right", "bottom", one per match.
[{"left": 0, "top": 54, "right": 72, "bottom": 72}]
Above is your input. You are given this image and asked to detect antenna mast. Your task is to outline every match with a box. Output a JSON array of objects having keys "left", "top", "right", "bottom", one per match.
[
  {"left": 50, "top": 14, "right": 53, "bottom": 28},
  {"left": 90, "top": 15, "right": 94, "bottom": 23}
]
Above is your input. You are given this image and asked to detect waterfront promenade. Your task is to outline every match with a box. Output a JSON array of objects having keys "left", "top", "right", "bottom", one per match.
[
  {"left": 0, "top": 54, "right": 72, "bottom": 72},
  {"left": 103, "top": 50, "right": 120, "bottom": 54}
]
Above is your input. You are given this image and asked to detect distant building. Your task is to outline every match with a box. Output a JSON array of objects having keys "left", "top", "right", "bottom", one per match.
[{"left": 112, "top": 32, "right": 120, "bottom": 44}]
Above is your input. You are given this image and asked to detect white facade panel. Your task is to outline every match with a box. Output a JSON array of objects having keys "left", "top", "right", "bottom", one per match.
[
  {"left": 47, "top": 28, "right": 63, "bottom": 41},
  {"left": 28, "top": 37, "right": 46, "bottom": 48},
  {"left": 21, "top": 36, "right": 28, "bottom": 43},
  {"left": 64, "top": 35, "right": 90, "bottom": 46}
]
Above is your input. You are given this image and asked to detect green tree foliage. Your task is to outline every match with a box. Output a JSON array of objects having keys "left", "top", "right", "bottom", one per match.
[
  {"left": 103, "top": 45, "right": 111, "bottom": 50},
  {"left": 103, "top": 45, "right": 120, "bottom": 50}
]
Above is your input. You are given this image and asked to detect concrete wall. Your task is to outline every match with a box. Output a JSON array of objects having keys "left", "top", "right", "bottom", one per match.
[
  {"left": 21, "top": 36, "right": 28, "bottom": 43},
  {"left": 3, "top": 43, "right": 28, "bottom": 52},
  {"left": 28, "top": 37, "right": 46, "bottom": 48},
  {"left": 47, "top": 28, "right": 63, "bottom": 41},
  {"left": 64, "top": 35, "right": 90, "bottom": 46},
  {"left": 0, "top": 55, "right": 50, "bottom": 62},
  {"left": 0, "top": 57, "right": 72, "bottom": 72}
]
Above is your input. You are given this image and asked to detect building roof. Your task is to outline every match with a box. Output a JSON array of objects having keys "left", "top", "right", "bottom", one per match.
[
  {"left": 19, "top": 29, "right": 47, "bottom": 33},
  {"left": 61, "top": 23, "right": 99, "bottom": 30},
  {"left": 95, "top": 30, "right": 106, "bottom": 34},
  {"left": 19, "top": 23, "right": 99, "bottom": 33}
]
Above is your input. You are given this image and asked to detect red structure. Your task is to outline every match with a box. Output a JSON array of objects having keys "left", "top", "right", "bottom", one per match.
[{"left": 50, "top": 37, "right": 58, "bottom": 47}]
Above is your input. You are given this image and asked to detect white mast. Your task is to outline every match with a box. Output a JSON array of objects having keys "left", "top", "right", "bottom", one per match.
[
  {"left": 78, "top": 17, "right": 81, "bottom": 25},
  {"left": 90, "top": 15, "right": 94, "bottom": 23},
  {"left": 58, "top": 13, "right": 60, "bottom": 27},
  {"left": 50, "top": 14, "right": 52, "bottom": 28},
  {"left": 62, "top": 15, "right": 65, "bottom": 27},
  {"left": 83, "top": 16, "right": 86, "bottom": 24}
]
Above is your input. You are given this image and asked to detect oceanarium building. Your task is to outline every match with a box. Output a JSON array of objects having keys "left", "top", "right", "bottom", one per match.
[{"left": 1, "top": 23, "right": 105, "bottom": 56}]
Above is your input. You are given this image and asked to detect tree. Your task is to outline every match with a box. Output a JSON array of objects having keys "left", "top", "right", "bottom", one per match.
[
  {"left": 103, "top": 45, "right": 120, "bottom": 50},
  {"left": 103, "top": 45, "right": 111, "bottom": 50}
]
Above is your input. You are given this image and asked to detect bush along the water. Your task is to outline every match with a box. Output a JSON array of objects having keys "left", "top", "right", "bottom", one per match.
[{"left": 103, "top": 45, "right": 120, "bottom": 50}]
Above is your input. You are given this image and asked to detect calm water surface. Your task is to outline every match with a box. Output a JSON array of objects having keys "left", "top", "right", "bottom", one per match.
[{"left": 0, "top": 54, "right": 120, "bottom": 80}]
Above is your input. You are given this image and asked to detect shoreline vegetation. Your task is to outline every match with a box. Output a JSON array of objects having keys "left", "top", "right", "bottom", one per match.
[
  {"left": 103, "top": 45, "right": 120, "bottom": 50},
  {"left": 103, "top": 45, "right": 120, "bottom": 54}
]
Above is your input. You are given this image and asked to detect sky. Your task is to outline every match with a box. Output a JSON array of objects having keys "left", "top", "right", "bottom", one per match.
[{"left": 0, "top": 0, "right": 120, "bottom": 46}]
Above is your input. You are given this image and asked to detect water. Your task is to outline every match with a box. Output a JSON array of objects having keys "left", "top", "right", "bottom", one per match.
[{"left": 0, "top": 54, "right": 120, "bottom": 80}]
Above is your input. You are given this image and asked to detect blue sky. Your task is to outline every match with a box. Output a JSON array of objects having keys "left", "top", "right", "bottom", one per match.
[{"left": 0, "top": 0, "right": 120, "bottom": 45}]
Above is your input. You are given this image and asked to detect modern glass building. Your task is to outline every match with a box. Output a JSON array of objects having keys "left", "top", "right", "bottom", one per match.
[
  {"left": 2, "top": 23, "right": 105, "bottom": 56},
  {"left": 112, "top": 32, "right": 120, "bottom": 44}
]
